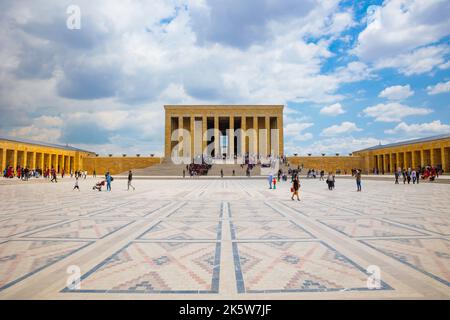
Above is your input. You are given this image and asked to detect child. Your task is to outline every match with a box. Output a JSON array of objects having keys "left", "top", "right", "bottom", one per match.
[
  {"left": 272, "top": 177, "right": 277, "bottom": 189},
  {"left": 73, "top": 177, "right": 80, "bottom": 191}
]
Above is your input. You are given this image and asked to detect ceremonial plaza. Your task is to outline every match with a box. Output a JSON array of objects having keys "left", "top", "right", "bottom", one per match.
[{"left": 0, "top": 105, "right": 449, "bottom": 300}]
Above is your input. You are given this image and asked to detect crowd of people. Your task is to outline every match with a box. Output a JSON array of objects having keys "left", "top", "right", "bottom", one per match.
[
  {"left": 183, "top": 163, "right": 211, "bottom": 177},
  {"left": 393, "top": 166, "right": 442, "bottom": 184},
  {"left": 2, "top": 166, "right": 41, "bottom": 180}
]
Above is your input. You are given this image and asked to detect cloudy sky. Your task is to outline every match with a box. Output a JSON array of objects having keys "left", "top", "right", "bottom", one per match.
[{"left": 0, "top": 0, "right": 449, "bottom": 155}]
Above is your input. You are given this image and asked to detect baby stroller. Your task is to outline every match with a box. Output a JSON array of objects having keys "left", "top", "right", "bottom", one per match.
[{"left": 93, "top": 180, "right": 105, "bottom": 191}]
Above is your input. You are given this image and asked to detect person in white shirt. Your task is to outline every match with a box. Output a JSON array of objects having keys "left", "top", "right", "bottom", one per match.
[{"left": 411, "top": 170, "right": 417, "bottom": 184}]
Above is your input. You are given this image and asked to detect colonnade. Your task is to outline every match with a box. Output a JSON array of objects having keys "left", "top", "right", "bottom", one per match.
[
  {"left": 165, "top": 106, "right": 284, "bottom": 160},
  {"left": 372, "top": 147, "right": 450, "bottom": 173}
]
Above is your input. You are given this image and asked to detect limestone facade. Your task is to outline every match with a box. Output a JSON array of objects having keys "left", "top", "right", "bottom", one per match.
[
  {"left": 164, "top": 105, "right": 284, "bottom": 159},
  {"left": 353, "top": 134, "right": 450, "bottom": 173},
  {"left": 0, "top": 137, "right": 94, "bottom": 174}
]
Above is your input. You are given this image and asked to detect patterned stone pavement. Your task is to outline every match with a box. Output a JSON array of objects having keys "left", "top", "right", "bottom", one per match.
[{"left": 0, "top": 177, "right": 449, "bottom": 299}]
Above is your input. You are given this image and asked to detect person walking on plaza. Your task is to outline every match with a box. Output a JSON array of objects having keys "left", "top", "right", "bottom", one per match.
[
  {"left": 73, "top": 177, "right": 80, "bottom": 191},
  {"left": 51, "top": 169, "right": 57, "bottom": 183},
  {"left": 127, "top": 170, "right": 135, "bottom": 191},
  {"left": 355, "top": 170, "right": 362, "bottom": 192},
  {"left": 220, "top": 169, "right": 223, "bottom": 178},
  {"left": 394, "top": 170, "right": 399, "bottom": 184},
  {"left": 268, "top": 173, "right": 273, "bottom": 189},
  {"left": 106, "top": 172, "right": 112, "bottom": 191},
  {"left": 291, "top": 175, "right": 300, "bottom": 201},
  {"left": 402, "top": 169, "right": 406, "bottom": 184},
  {"left": 326, "top": 172, "right": 335, "bottom": 190}
]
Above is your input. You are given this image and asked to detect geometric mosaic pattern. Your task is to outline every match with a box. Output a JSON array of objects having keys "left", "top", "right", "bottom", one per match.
[
  {"left": 230, "top": 220, "right": 314, "bottom": 240},
  {"left": 0, "top": 178, "right": 449, "bottom": 299},
  {"left": 23, "top": 219, "right": 133, "bottom": 239},
  {"left": 93, "top": 201, "right": 172, "bottom": 218},
  {"left": 361, "top": 238, "right": 450, "bottom": 286},
  {"left": 167, "top": 202, "right": 222, "bottom": 219},
  {"left": 0, "top": 218, "right": 67, "bottom": 237},
  {"left": 382, "top": 216, "right": 450, "bottom": 236},
  {"left": 138, "top": 220, "right": 222, "bottom": 240},
  {"left": 318, "top": 218, "right": 428, "bottom": 238},
  {"left": 0, "top": 240, "right": 91, "bottom": 291},
  {"left": 229, "top": 202, "right": 285, "bottom": 219},
  {"left": 283, "top": 201, "right": 359, "bottom": 217},
  {"left": 232, "top": 241, "right": 390, "bottom": 293},
  {"left": 63, "top": 241, "right": 220, "bottom": 293}
]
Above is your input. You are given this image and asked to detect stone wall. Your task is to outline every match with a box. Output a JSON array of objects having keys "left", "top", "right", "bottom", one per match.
[
  {"left": 287, "top": 156, "right": 364, "bottom": 173},
  {"left": 82, "top": 156, "right": 162, "bottom": 175}
]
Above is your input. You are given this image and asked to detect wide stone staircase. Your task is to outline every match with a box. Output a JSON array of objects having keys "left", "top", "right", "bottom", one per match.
[
  {"left": 207, "top": 163, "right": 260, "bottom": 176},
  {"left": 123, "top": 158, "right": 186, "bottom": 176},
  {"left": 121, "top": 158, "right": 264, "bottom": 176}
]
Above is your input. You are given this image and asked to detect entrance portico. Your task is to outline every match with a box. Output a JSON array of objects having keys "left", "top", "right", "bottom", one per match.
[{"left": 164, "top": 105, "right": 284, "bottom": 161}]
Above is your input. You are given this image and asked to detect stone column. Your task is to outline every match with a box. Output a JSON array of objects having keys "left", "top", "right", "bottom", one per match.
[
  {"left": 202, "top": 115, "right": 207, "bottom": 155},
  {"left": 277, "top": 115, "right": 283, "bottom": 156},
  {"left": 164, "top": 112, "right": 171, "bottom": 158},
  {"left": 241, "top": 115, "right": 247, "bottom": 156},
  {"left": 390, "top": 153, "right": 395, "bottom": 173},
  {"left": 55, "top": 154, "right": 60, "bottom": 172},
  {"left": 442, "top": 147, "right": 448, "bottom": 172},
  {"left": 214, "top": 115, "right": 220, "bottom": 158},
  {"left": 190, "top": 116, "right": 195, "bottom": 161},
  {"left": 1, "top": 149, "right": 6, "bottom": 171},
  {"left": 13, "top": 150, "right": 17, "bottom": 171},
  {"left": 265, "top": 116, "right": 270, "bottom": 157},
  {"left": 40, "top": 153, "right": 44, "bottom": 171},
  {"left": 178, "top": 116, "right": 183, "bottom": 158},
  {"left": 253, "top": 116, "right": 258, "bottom": 157},
  {"left": 229, "top": 115, "right": 234, "bottom": 159},
  {"left": 420, "top": 149, "right": 424, "bottom": 168}
]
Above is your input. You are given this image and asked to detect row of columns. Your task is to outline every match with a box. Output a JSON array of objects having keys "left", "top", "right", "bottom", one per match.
[
  {"left": 0, "top": 148, "right": 76, "bottom": 173},
  {"left": 167, "top": 114, "right": 283, "bottom": 158},
  {"left": 373, "top": 147, "right": 450, "bottom": 173}
]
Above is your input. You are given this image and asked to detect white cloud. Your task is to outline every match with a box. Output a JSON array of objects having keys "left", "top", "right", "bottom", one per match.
[
  {"left": 385, "top": 120, "right": 450, "bottom": 135},
  {"left": 354, "top": 0, "right": 450, "bottom": 62},
  {"left": 300, "top": 136, "right": 390, "bottom": 155},
  {"left": 439, "top": 60, "right": 450, "bottom": 70},
  {"left": 321, "top": 121, "right": 362, "bottom": 137},
  {"left": 374, "top": 45, "right": 449, "bottom": 75},
  {"left": 320, "top": 103, "right": 345, "bottom": 116},
  {"left": 284, "top": 122, "right": 314, "bottom": 142},
  {"left": 379, "top": 85, "right": 414, "bottom": 100},
  {"left": 362, "top": 103, "right": 432, "bottom": 122},
  {"left": 427, "top": 80, "right": 450, "bottom": 95}
]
